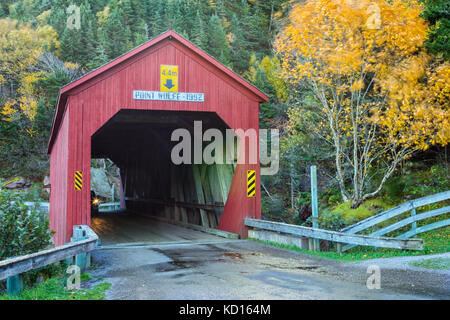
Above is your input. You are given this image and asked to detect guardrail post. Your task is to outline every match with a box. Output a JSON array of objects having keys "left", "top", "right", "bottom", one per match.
[
  {"left": 6, "top": 274, "right": 23, "bottom": 296},
  {"left": 71, "top": 226, "right": 90, "bottom": 271},
  {"left": 310, "top": 166, "right": 319, "bottom": 252},
  {"left": 411, "top": 207, "right": 417, "bottom": 233},
  {"left": 336, "top": 243, "right": 342, "bottom": 255},
  {"left": 308, "top": 238, "right": 313, "bottom": 251}
]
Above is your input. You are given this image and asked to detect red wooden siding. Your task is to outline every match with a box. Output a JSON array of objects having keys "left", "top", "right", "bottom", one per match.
[
  {"left": 49, "top": 107, "right": 69, "bottom": 245},
  {"left": 48, "top": 31, "right": 268, "bottom": 245}
]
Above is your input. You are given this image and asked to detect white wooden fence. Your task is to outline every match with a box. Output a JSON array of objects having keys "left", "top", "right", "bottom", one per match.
[
  {"left": 340, "top": 191, "right": 450, "bottom": 251},
  {"left": 245, "top": 218, "right": 424, "bottom": 251}
]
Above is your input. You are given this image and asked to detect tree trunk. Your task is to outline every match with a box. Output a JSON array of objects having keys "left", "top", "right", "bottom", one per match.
[{"left": 350, "top": 197, "right": 363, "bottom": 209}]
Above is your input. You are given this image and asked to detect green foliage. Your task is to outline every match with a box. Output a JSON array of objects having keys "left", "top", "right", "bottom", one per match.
[
  {"left": 0, "top": 275, "right": 111, "bottom": 300},
  {"left": 296, "top": 191, "right": 311, "bottom": 207},
  {"left": 319, "top": 187, "right": 343, "bottom": 206},
  {"left": 261, "top": 194, "right": 285, "bottom": 217},
  {"left": 206, "top": 14, "right": 231, "bottom": 66},
  {"left": 80, "top": 272, "right": 94, "bottom": 282},
  {"left": 60, "top": 1, "right": 99, "bottom": 69},
  {"left": 421, "top": 0, "right": 450, "bottom": 59},
  {"left": 381, "top": 163, "right": 450, "bottom": 203},
  {"left": 0, "top": 51, "right": 80, "bottom": 179},
  {"left": 0, "top": 188, "right": 54, "bottom": 260},
  {"left": 316, "top": 209, "right": 356, "bottom": 231}
]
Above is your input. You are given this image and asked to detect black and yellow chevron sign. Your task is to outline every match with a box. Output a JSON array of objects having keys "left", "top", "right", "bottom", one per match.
[
  {"left": 74, "top": 171, "right": 83, "bottom": 191},
  {"left": 247, "top": 170, "right": 256, "bottom": 197}
]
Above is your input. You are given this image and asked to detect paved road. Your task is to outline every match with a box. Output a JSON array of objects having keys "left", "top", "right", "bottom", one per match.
[
  {"left": 91, "top": 212, "right": 221, "bottom": 245},
  {"left": 87, "top": 240, "right": 450, "bottom": 300}
]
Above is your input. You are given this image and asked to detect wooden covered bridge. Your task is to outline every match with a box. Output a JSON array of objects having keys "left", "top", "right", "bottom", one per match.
[{"left": 47, "top": 30, "right": 268, "bottom": 246}]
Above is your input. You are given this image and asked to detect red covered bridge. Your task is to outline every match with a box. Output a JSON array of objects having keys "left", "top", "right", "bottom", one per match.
[{"left": 47, "top": 30, "right": 268, "bottom": 246}]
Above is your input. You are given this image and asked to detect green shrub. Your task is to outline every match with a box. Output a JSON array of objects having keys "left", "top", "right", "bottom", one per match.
[
  {"left": 0, "top": 188, "right": 54, "bottom": 261},
  {"left": 319, "top": 187, "right": 342, "bottom": 206},
  {"left": 317, "top": 209, "right": 357, "bottom": 231},
  {"left": 22, "top": 183, "right": 48, "bottom": 202},
  {"left": 397, "top": 163, "right": 449, "bottom": 198},
  {"left": 383, "top": 178, "right": 406, "bottom": 202},
  {"left": 327, "top": 194, "right": 342, "bottom": 206},
  {"left": 296, "top": 192, "right": 311, "bottom": 206},
  {"left": 262, "top": 194, "right": 285, "bottom": 216}
]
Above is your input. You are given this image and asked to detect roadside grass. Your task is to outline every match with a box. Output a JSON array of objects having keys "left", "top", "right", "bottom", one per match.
[
  {"left": 250, "top": 225, "right": 450, "bottom": 262},
  {"left": 0, "top": 272, "right": 111, "bottom": 300},
  {"left": 410, "top": 257, "right": 450, "bottom": 270}
]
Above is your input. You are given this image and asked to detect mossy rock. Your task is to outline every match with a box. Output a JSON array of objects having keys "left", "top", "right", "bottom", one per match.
[{"left": 331, "top": 199, "right": 392, "bottom": 222}]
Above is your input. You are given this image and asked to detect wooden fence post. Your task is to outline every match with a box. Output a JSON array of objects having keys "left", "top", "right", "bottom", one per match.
[
  {"left": 411, "top": 207, "right": 417, "bottom": 232},
  {"left": 311, "top": 165, "right": 319, "bottom": 251}
]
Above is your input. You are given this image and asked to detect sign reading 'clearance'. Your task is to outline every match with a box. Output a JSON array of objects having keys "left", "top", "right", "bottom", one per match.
[{"left": 133, "top": 90, "right": 204, "bottom": 102}]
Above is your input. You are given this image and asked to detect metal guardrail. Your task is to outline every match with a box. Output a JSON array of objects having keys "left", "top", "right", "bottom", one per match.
[
  {"left": 98, "top": 202, "right": 121, "bottom": 212},
  {"left": 20, "top": 201, "right": 123, "bottom": 213},
  {"left": 0, "top": 225, "right": 99, "bottom": 295},
  {"left": 340, "top": 191, "right": 450, "bottom": 251},
  {"left": 245, "top": 218, "right": 424, "bottom": 251},
  {"left": 19, "top": 201, "right": 124, "bottom": 212},
  {"left": 10, "top": 201, "right": 49, "bottom": 212}
]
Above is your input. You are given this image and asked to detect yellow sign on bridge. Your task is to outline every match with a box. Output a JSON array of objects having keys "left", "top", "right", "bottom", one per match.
[
  {"left": 74, "top": 171, "right": 82, "bottom": 191},
  {"left": 160, "top": 65, "right": 178, "bottom": 92},
  {"left": 247, "top": 170, "right": 256, "bottom": 197}
]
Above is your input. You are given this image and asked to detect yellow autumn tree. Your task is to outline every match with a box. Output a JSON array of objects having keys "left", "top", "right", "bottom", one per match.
[
  {"left": 376, "top": 56, "right": 450, "bottom": 150},
  {"left": 276, "top": 0, "right": 448, "bottom": 207},
  {"left": 0, "top": 18, "right": 59, "bottom": 122}
]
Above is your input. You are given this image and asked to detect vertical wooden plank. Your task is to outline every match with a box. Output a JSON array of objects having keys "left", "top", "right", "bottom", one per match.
[
  {"left": 177, "top": 166, "right": 188, "bottom": 224},
  {"left": 200, "top": 164, "right": 216, "bottom": 227},
  {"left": 208, "top": 165, "right": 223, "bottom": 224},
  {"left": 170, "top": 165, "right": 180, "bottom": 222},
  {"left": 192, "top": 165, "right": 210, "bottom": 228},
  {"left": 215, "top": 164, "right": 233, "bottom": 205},
  {"left": 183, "top": 165, "right": 198, "bottom": 224},
  {"left": 208, "top": 165, "right": 223, "bottom": 204}
]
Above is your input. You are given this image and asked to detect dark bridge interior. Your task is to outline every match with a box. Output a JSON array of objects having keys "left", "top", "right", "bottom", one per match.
[{"left": 91, "top": 109, "right": 235, "bottom": 232}]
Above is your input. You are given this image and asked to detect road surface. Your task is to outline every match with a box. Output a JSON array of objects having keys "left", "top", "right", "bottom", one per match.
[{"left": 86, "top": 238, "right": 449, "bottom": 299}]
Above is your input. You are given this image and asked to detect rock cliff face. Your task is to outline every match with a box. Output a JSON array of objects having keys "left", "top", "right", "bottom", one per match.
[{"left": 90, "top": 167, "right": 120, "bottom": 201}]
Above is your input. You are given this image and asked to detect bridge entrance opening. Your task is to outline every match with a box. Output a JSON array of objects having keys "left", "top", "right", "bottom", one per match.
[{"left": 90, "top": 109, "right": 236, "bottom": 244}]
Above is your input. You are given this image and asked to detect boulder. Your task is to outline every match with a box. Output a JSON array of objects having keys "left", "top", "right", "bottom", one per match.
[
  {"left": 90, "top": 167, "right": 114, "bottom": 199},
  {"left": 4, "top": 178, "right": 28, "bottom": 189}
]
